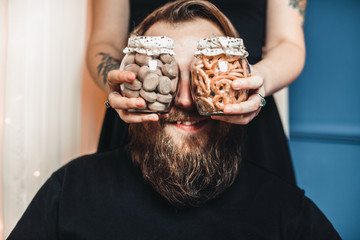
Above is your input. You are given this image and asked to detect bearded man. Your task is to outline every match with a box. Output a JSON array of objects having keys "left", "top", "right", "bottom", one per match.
[{"left": 8, "top": 1, "right": 340, "bottom": 239}]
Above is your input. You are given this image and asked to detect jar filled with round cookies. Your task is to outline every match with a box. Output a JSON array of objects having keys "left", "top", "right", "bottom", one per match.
[
  {"left": 120, "top": 36, "right": 179, "bottom": 113},
  {"left": 191, "top": 37, "right": 250, "bottom": 116}
]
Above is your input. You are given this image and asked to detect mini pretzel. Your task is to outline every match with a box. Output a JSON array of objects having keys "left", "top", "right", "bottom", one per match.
[
  {"left": 197, "top": 68, "right": 211, "bottom": 91},
  {"left": 202, "top": 57, "right": 211, "bottom": 69},
  {"left": 214, "top": 79, "right": 232, "bottom": 96},
  {"left": 192, "top": 72, "right": 210, "bottom": 97},
  {"left": 210, "top": 75, "right": 237, "bottom": 92},
  {"left": 230, "top": 60, "right": 241, "bottom": 70},
  {"left": 204, "top": 69, "right": 215, "bottom": 77},
  {"left": 230, "top": 89, "right": 247, "bottom": 103},
  {"left": 202, "top": 56, "right": 217, "bottom": 69},
  {"left": 231, "top": 68, "right": 244, "bottom": 73},
  {"left": 192, "top": 69, "right": 209, "bottom": 96},
  {"left": 213, "top": 95, "right": 233, "bottom": 110},
  {"left": 229, "top": 72, "right": 244, "bottom": 78},
  {"left": 241, "top": 59, "right": 248, "bottom": 78},
  {"left": 196, "top": 96, "right": 216, "bottom": 113}
]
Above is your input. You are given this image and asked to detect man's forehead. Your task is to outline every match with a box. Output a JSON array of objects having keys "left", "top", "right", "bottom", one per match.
[{"left": 144, "top": 18, "right": 224, "bottom": 39}]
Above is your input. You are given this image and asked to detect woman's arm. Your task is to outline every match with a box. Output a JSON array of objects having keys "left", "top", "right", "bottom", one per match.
[
  {"left": 213, "top": 0, "right": 306, "bottom": 124},
  {"left": 257, "top": 0, "right": 306, "bottom": 96},
  {"left": 88, "top": 0, "right": 158, "bottom": 123},
  {"left": 86, "top": 0, "right": 130, "bottom": 93}
]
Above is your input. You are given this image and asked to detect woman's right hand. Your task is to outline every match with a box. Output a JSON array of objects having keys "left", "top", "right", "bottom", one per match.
[{"left": 107, "top": 69, "right": 160, "bottom": 123}]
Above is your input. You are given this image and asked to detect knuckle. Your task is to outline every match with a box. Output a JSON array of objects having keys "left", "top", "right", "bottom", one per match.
[
  {"left": 119, "top": 111, "right": 132, "bottom": 123},
  {"left": 237, "top": 119, "right": 247, "bottom": 125},
  {"left": 123, "top": 118, "right": 132, "bottom": 124},
  {"left": 118, "top": 71, "right": 127, "bottom": 80},
  {"left": 238, "top": 103, "right": 246, "bottom": 111},
  {"left": 106, "top": 72, "right": 111, "bottom": 82},
  {"left": 239, "top": 115, "right": 250, "bottom": 124},
  {"left": 236, "top": 105, "right": 242, "bottom": 113},
  {"left": 107, "top": 70, "right": 116, "bottom": 82},
  {"left": 127, "top": 98, "right": 139, "bottom": 109},
  {"left": 108, "top": 97, "right": 115, "bottom": 107},
  {"left": 243, "top": 119, "right": 250, "bottom": 125},
  {"left": 128, "top": 99, "right": 137, "bottom": 108},
  {"left": 251, "top": 76, "right": 261, "bottom": 84},
  {"left": 123, "top": 100, "right": 132, "bottom": 109}
]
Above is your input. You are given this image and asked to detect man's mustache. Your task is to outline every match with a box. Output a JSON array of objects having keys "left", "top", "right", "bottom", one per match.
[{"left": 162, "top": 107, "right": 208, "bottom": 123}]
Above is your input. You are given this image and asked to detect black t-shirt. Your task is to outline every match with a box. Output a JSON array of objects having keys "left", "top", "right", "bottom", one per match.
[{"left": 8, "top": 148, "right": 341, "bottom": 240}]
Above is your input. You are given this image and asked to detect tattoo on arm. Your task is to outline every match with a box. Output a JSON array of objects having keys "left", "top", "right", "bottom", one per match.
[
  {"left": 289, "top": 0, "right": 307, "bottom": 18},
  {"left": 96, "top": 52, "right": 121, "bottom": 85}
]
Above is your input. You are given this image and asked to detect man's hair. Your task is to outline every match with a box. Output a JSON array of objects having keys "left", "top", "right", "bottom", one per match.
[{"left": 133, "top": 0, "right": 239, "bottom": 37}]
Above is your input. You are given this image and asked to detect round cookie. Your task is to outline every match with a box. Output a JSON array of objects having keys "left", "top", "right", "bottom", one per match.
[
  {"left": 122, "top": 87, "right": 140, "bottom": 98},
  {"left": 157, "top": 93, "right": 173, "bottom": 103},
  {"left": 156, "top": 59, "right": 163, "bottom": 69},
  {"left": 157, "top": 76, "right": 172, "bottom": 94},
  {"left": 151, "top": 68, "right": 162, "bottom": 76},
  {"left": 148, "top": 101, "right": 166, "bottom": 111},
  {"left": 162, "top": 63, "right": 178, "bottom": 79},
  {"left": 124, "top": 64, "right": 140, "bottom": 76},
  {"left": 143, "top": 73, "right": 160, "bottom": 91},
  {"left": 140, "top": 89, "right": 157, "bottom": 103},
  {"left": 123, "top": 54, "right": 135, "bottom": 66},
  {"left": 124, "top": 79, "right": 142, "bottom": 91},
  {"left": 135, "top": 53, "right": 151, "bottom": 66},
  {"left": 138, "top": 65, "right": 150, "bottom": 81},
  {"left": 160, "top": 54, "right": 174, "bottom": 64}
]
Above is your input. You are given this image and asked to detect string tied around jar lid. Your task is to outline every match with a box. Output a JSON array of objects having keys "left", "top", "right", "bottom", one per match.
[
  {"left": 195, "top": 35, "right": 251, "bottom": 74},
  {"left": 194, "top": 36, "right": 249, "bottom": 58},
  {"left": 123, "top": 35, "right": 175, "bottom": 56}
]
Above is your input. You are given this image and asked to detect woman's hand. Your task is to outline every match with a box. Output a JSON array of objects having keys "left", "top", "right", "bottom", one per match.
[
  {"left": 211, "top": 65, "right": 266, "bottom": 125},
  {"left": 108, "top": 65, "right": 266, "bottom": 125},
  {"left": 107, "top": 69, "right": 161, "bottom": 123}
]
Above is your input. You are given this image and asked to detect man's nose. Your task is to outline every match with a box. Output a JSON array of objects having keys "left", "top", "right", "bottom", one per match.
[{"left": 174, "top": 72, "right": 195, "bottom": 111}]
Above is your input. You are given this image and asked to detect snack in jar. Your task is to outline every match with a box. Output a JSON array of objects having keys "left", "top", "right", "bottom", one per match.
[
  {"left": 120, "top": 36, "right": 179, "bottom": 113},
  {"left": 191, "top": 36, "right": 250, "bottom": 115}
]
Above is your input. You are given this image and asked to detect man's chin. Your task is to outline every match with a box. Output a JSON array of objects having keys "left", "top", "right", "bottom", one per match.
[{"left": 163, "top": 119, "right": 213, "bottom": 151}]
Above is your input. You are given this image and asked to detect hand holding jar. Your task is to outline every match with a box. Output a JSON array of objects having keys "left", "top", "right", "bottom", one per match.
[
  {"left": 107, "top": 36, "right": 179, "bottom": 123},
  {"left": 191, "top": 37, "right": 265, "bottom": 124},
  {"left": 120, "top": 36, "right": 179, "bottom": 113}
]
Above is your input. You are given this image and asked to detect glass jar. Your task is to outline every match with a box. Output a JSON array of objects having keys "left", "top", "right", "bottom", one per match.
[
  {"left": 120, "top": 36, "right": 179, "bottom": 113},
  {"left": 191, "top": 37, "right": 250, "bottom": 116}
]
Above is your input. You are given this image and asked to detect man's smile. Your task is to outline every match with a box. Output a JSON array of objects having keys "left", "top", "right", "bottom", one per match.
[{"left": 168, "top": 118, "right": 209, "bottom": 132}]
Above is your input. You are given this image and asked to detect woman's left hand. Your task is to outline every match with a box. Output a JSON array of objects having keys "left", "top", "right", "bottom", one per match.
[{"left": 211, "top": 65, "right": 266, "bottom": 125}]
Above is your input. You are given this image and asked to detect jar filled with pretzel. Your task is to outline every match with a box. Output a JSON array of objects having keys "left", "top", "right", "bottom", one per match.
[
  {"left": 191, "top": 37, "right": 250, "bottom": 116},
  {"left": 120, "top": 36, "right": 179, "bottom": 113}
]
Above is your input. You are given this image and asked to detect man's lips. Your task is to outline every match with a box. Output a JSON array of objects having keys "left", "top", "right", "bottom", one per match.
[{"left": 167, "top": 118, "right": 209, "bottom": 132}]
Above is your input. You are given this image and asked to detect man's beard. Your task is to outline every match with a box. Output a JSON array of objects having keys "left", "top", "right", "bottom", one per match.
[{"left": 128, "top": 108, "right": 244, "bottom": 208}]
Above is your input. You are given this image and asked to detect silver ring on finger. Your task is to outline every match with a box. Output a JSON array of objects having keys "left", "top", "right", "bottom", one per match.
[
  {"left": 104, "top": 100, "right": 111, "bottom": 108},
  {"left": 258, "top": 94, "right": 266, "bottom": 107}
]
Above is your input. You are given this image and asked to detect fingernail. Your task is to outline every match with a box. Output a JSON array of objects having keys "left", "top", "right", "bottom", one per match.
[
  {"left": 147, "top": 115, "right": 157, "bottom": 121},
  {"left": 127, "top": 72, "right": 135, "bottom": 80},
  {"left": 136, "top": 99, "right": 144, "bottom": 107}
]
